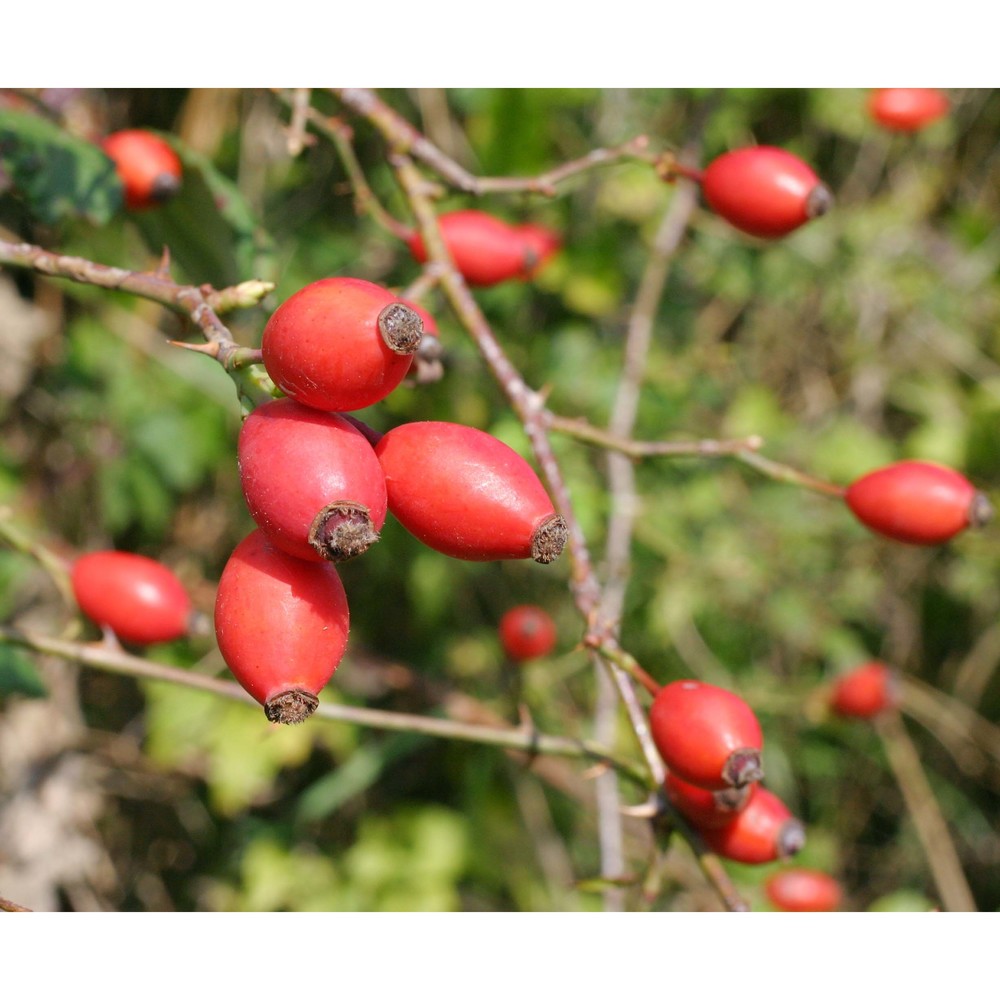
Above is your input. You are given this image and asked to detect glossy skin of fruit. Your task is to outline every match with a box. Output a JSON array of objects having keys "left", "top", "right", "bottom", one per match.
[
  {"left": 71, "top": 550, "right": 192, "bottom": 645},
  {"left": 830, "top": 660, "right": 898, "bottom": 719},
  {"left": 844, "top": 460, "right": 992, "bottom": 545},
  {"left": 664, "top": 771, "right": 751, "bottom": 830},
  {"left": 214, "top": 529, "right": 350, "bottom": 724},
  {"left": 765, "top": 868, "right": 843, "bottom": 912},
  {"left": 700, "top": 786, "right": 805, "bottom": 864},
  {"left": 261, "top": 277, "right": 423, "bottom": 412},
  {"left": 238, "top": 398, "right": 388, "bottom": 563},
  {"left": 499, "top": 605, "right": 557, "bottom": 661},
  {"left": 650, "top": 680, "right": 764, "bottom": 791},
  {"left": 375, "top": 421, "right": 568, "bottom": 564},
  {"left": 701, "top": 146, "right": 832, "bottom": 239},
  {"left": 869, "top": 89, "right": 949, "bottom": 132},
  {"left": 101, "top": 130, "right": 182, "bottom": 211}
]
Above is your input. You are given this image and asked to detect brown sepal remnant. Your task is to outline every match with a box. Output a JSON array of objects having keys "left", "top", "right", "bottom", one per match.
[
  {"left": 378, "top": 302, "right": 423, "bottom": 355},
  {"left": 722, "top": 748, "right": 764, "bottom": 789},
  {"left": 264, "top": 688, "right": 320, "bottom": 725},
  {"left": 309, "top": 501, "right": 380, "bottom": 562},
  {"left": 530, "top": 514, "right": 569, "bottom": 564}
]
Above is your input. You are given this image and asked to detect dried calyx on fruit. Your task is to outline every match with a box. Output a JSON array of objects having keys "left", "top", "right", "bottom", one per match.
[{"left": 664, "top": 771, "right": 752, "bottom": 830}]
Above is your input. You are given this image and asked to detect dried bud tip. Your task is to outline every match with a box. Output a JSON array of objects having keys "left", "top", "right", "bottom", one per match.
[
  {"left": 970, "top": 492, "right": 994, "bottom": 530},
  {"left": 309, "top": 501, "right": 380, "bottom": 562},
  {"left": 531, "top": 514, "right": 569, "bottom": 564},
  {"left": 777, "top": 819, "right": 807, "bottom": 858},
  {"left": 722, "top": 748, "right": 764, "bottom": 789},
  {"left": 378, "top": 302, "right": 423, "bottom": 355},
  {"left": 806, "top": 183, "right": 833, "bottom": 220},
  {"left": 264, "top": 688, "right": 319, "bottom": 725},
  {"left": 150, "top": 172, "right": 182, "bottom": 203}
]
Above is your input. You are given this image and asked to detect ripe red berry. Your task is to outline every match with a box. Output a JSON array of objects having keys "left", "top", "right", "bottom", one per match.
[
  {"left": 499, "top": 605, "right": 557, "bottom": 661},
  {"left": 844, "top": 460, "right": 992, "bottom": 545},
  {"left": 101, "top": 129, "right": 182, "bottom": 211},
  {"left": 71, "top": 550, "right": 192, "bottom": 645},
  {"left": 869, "top": 89, "right": 949, "bottom": 132},
  {"left": 700, "top": 146, "right": 832, "bottom": 239},
  {"left": 408, "top": 210, "right": 540, "bottom": 287},
  {"left": 261, "top": 277, "right": 423, "bottom": 413},
  {"left": 664, "top": 771, "right": 752, "bottom": 830},
  {"left": 830, "top": 660, "right": 899, "bottom": 719},
  {"left": 765, "top": 868, "right": 843, "bottom": 912},
  {"left": 650, "top": 680, "right": 764, "bottom": 791},
  {"left": 700, "top": 786, "right": 805, "bottom": 864},
  {"left": 214, "top": 529, "right": 350, "bottom": 724},
  {"left": 238, "top": 398, "right": 388, "bottom": 563},
  {"left": 374, "top": 420, "right": 568, "bottom": 564}
]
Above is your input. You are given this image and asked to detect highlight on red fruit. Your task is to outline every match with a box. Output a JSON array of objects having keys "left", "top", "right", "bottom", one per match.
[
  {"left": 499, "top": 605, "right": 557, "bottom": 661},
  {"left": 699, "top": 785, "right": 805, "bottom": 864},
  {"left": 649, "top": 680, "right": 764, "bottom": 791},
  {"left": 101, "top": 129, "right": 182, "bottom": 211},
  {"left": 375, "top": 420, "right": 568, "bottom": 564},
  {"left": 700, "top": 146, "right": 832, "bottom": 239},
  {"left": 869, "top": 88, "right": 949, "bottom": 132},
  {"left": 844, "top": 460, "right": 992, "bottom": 545},
  {"left": 238, "top": 397, "right": 388, "bottom": 563},
  {"left": 830, "top": 660, "right": 899, "bottom": 719},
  {"left": 261, "top": 276, "right": 423, "bottom": 413},
  {"left": 214, "top": 529, "right": 350, "bottom": 724},
  {"left": 765, "top": 868, "right": 843, "bottom": 912},
  {"left": 664, "top": 771, "right": 752, "bottom": 830},
  {"left": 71, "top": 550, "right": 192, "bottom": 645}
]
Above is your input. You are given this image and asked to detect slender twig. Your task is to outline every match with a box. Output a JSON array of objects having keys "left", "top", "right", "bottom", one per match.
[
  {"left": 0, "top": 508, "right": 74, "bottom": 607},
  {"left": 734, "top": 448, "right": 846, "bottom": 497}
]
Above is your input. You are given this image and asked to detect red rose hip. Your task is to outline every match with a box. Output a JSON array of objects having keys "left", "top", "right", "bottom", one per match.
[
  {"left": 71, "top": 550, "right": 192, "bottom": 645},
  {"left": 499, "top": 605, "right": 557, "bottom": 661},
  {"left": 765, "top": 868, "right": 843, "bottom": 912},
  {"left": 701, "top": 146, "right": 832, "bottom": 239},
  {"left": 830, "top": 660, "right": 899, "bottom": 719},
  {"left": 101, "top": 129, "right": 182, "bottom": 211},
  {"left": 869, "top": 89, "right": 949, "bottom": 132},
  {"left": 700, "top": 786, "right": 805, "bottom": 864},
  {"left": 214, "top": 529, "right": 350, "bottom": 724},
  {"left": 238, "top": 397, "right": 387, "bottom": 563},
  {"left": 261, "top": 277, "right": 423, "bottom": 412},
  {"left": 844, "top": 460, "right": 992, "bottom": 545},
  {"left": 664, "top": 771, "right": 752, "bottom": 830},
  {"left": 374, "top": 421, "right": 568, "bottom": 564},
  {"left": 650, "top": 680, "right": 764, "bottom": 791}
]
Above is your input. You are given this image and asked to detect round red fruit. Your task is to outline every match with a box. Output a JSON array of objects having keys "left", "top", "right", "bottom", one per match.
[
  {"left": 214, "top": 530, "right": 350, "bottom": 724},
  {"left": 101, "top": 130, "right": 182, "bottom": 211},
  {"left": 650, "top": 680, "right": 764, "bottom": 791},
  {"left": 238, "top": 397, "right": 388, "bottom": 563},
  {"left": 664, "top": 771, "right": 752, "bottom": 830},
  {"left": 869, "top": 89, "right": 949, "bottom": 132},
  {"left": 830, "top": 660, "right": 898, "bottom": 719},
  {"left": 765, "top": 868, "right": 842, "bottom": 912},
  {"left": 261, "top": 277, "right": 423, "bottom": 412},
  {"left": 375, "top": 421, "right": 568, "bottom": 564},
  {"left": 71, "top": 550, "right": 192, "bottom": 645},
  {"left": 700, "top": 786, "right": 805, "bottom": 864},
  {"left": 844, "top": 460, "right": 992, "bottom": 545},
  {"left": 408, "top": 210, "right": 535, "bottom": 287},
  {"left": 499, "top": 605, "right": 557, "bottom": 661},
  {"left": 701, "top": 146, "right": 832, "bottom": 239}
]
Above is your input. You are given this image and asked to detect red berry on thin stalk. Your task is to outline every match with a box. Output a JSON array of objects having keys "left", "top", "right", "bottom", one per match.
[
  {"left": 700, "top": 786, "right": 805, "bottom": 864},
  {"left": 238, "top": 397, "right": 388, "bottom": 563},
  {"left": 214, "top": 530, "right": 350, "bottom": 724},
  {"left": 844, "top": 460, "right": 992, "bottom": 545},
  {"left": 374, "top": 420, "right": 568, "bottom": 564},
  {"left": 869, "top": 89, "right": 949, "bottom": 132},
  {"left": 830, "top": 660, "right": 899, "bottom": 719},
  {"left": 765, "top": 868, "right": 843, "bottom": 912},
  {"left": 664, "top": 771, "right": 752, "bottom": 830},
  {"left": 650, "top": 680, "right": 764, "bottom": 791},
  {"left": 71, "top": 550, "right": 192, "bottom": 645},
  {"left": 499, "top": 605, "right": 557, "bottom": 661},
  {"left": 701, "top": 146, "right": 832, "bottom": 239},
  {"left": 101, "top": 130, "right": 182, "bottom": 211}
]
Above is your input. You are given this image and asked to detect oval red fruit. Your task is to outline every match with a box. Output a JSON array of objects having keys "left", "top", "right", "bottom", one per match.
[
  {"left": 71, "top": 550, "right": 192, "bottom": 645},
  {"left": 700, "top": 786, "right": 805, "bottom": 864},
  {"left": 765, "top": 868, "right": 842, "bottom": 912},
  {"left": 701, "top": 146, "right": 832, "bottom": 239},
  {"left": 830, "top": 660, "right": 899, "bottom": 719},
  {"left": 238, "top": 397, "right": 388, "bottom": 563},
  {"left": 214, "top": 530, "right": 350, "bottom": 724},
  {"left": 101, "top": 130, "right": 182, "bottom": 211},
  {"left": 869, "top": 89, "right": 949, "bottom": 132},
  {"left": 375, "top": 421, "right": 568, "bottom": 564},
  {"left": 261, "top": 277, "right": 423, "bottom": 412},
  {"left": 664, "top": 771, "right": 752, "bottom": 830},
  {"left": 650, "top": 680, "right": 764, "bottom": 791},
  {"left": 844, "top": 460, "right": 992, "bottom": 545},
  {"left": 499, "top": 605, "right": 557, "bottom": 661}
]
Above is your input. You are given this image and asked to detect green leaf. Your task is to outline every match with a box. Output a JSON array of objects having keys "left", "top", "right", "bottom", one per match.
[{"left": 0, "top": 643, "right": 47, "bottom": 699}]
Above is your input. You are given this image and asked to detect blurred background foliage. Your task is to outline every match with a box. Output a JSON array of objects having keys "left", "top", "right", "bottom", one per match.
[{"left": 0, "top": 87, "right": 998, "bottom": 912}]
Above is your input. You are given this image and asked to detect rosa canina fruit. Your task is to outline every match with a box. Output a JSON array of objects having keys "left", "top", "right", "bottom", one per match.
[
  {"left": 261, "top": 276, "right": 423, "bottom": 412},
  {"left": 238, "top": 397, "right": 388, "bottom": 563},
  {"left": 101, "top": 129, "right": 183, "bottom": 211},
  {"left": 765, "top": 868, "right": 843, "bottom": 912},
  {"left": 868, "top": 88, "right": 949, "bottom": 132},
  {"left": 650, "top": 679, "right": 764, "bottom": 790},
  {"left": 664, "top": 771, "right": 752, "bottom": 830},
  {"left": 71, "top": 550, "right": 192, "bottom": 645},
  {"left": 512, "top": 222, "right": 561, "bottom": 277},
  {"left": 829, "top": 660, "right": 899, "bottom": 719},
  {"left": 374, "top": 420, "right": 568, "bottom": 564},
  {"left": 700, "top": 146, "right": 832, "bottom": 239},
  {"left": 499, "top": 604, "right": 557, "bottom": 661},
  {"left": 214, "top": 529, "right": 350, "bottom": 724},
  {"left": 844, "top": 460, "right": 992, "bottom": 545},
  {"left": 699, "top": 785, "right": 805, "bottom": 864}
]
